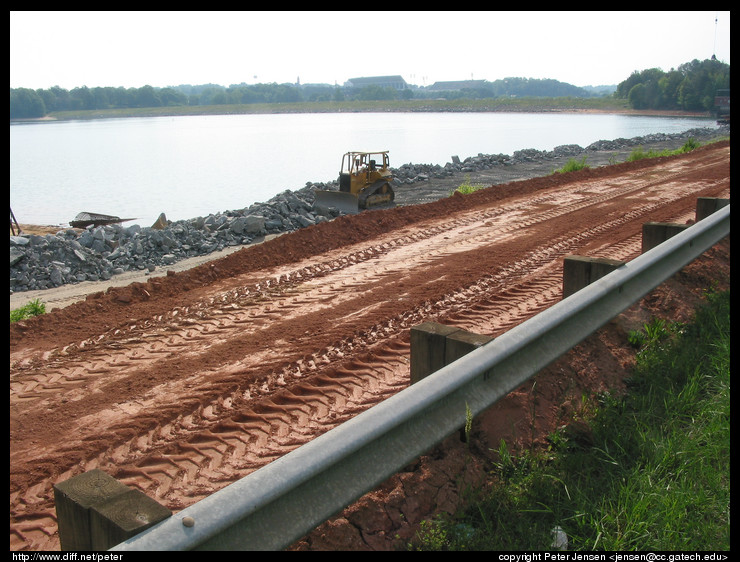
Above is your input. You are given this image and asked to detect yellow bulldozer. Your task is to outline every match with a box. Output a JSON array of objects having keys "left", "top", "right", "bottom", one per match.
[{"left": 314, "top": 151, "right": 395, "bottom": 214}]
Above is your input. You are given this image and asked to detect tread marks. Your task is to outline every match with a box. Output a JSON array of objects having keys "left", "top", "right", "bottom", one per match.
[{"left": 10, "top": 154, "right": 729, "bottom": 551}]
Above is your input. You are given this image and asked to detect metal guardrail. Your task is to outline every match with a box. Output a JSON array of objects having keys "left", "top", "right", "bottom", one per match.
[{"left": 113, "top": 204, "right": 730, "bottom": 551}]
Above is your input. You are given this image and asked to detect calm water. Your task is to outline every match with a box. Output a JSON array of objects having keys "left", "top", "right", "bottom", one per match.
[{"left": 10, "top": 112, "right": 718, "bottom": 228}]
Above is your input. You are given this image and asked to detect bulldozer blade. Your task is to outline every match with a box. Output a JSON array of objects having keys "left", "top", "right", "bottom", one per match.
[{"left": 313, "top": 190, "right": 360, "bottom": 215}]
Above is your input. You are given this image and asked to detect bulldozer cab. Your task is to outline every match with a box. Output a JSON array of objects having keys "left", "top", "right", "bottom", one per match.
[{"left": 339, "top": 151, "right": 391, "bottom": 194}]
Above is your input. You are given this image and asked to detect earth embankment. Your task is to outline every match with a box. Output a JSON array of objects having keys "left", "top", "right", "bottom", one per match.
[{"left": 10, "top": 141, "right": 730, "bottom": 551}]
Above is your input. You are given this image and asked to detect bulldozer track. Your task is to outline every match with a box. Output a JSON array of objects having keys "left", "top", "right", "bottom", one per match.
[{"left": 10, "top": 145, "right": 730, "bottom": 551}]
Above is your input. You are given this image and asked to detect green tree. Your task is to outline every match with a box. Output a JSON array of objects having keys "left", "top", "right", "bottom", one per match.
[
  {"left": 211, "top": 90, "right": 229, "bottom": 105},
  {"left": 272, "top": 84, "right": 302, "bottom": 103},
  {"left": 70, "top": 86, "right": 95, "bottom": 110},
  {"left": 48, "top": 85, "right": 71, "bottom": 110},
  {"left": 400, "top": 88, "right": 414, "bottom": 100},
  {"left": 657, "top": 72, "right": 682, "bottom": 109},
  {"left": 10, "top": 88, "right": 46, "bottom": 118},
  {"left": 627, "top": 83, "right": 648, "bottom": 109},
  {"left": 616, "top": 58, "right": 729, "bottom": 111},
  {"left": 232, "top": 86, "right": 261, "bottom": 104},
  {"left": 91, "top": 87, "right": 111, "bottom": 109},
  {"left": 158, "top": 87, "right": 187, "bottom": 106},
  {"left": 616, "top": 70, "right": 646, "bottom": 99},
  {"left": 37, "top": 88, "right": 59, "bottom": 112},
  {"left": 110, "top": 87, "right": 133, "bottom": 108},
  {"left": 357, "top": 85, "right": 398, "bottom": 101},
  {"left": 135, "top": 85, "right": 161, "bottom": 107}
]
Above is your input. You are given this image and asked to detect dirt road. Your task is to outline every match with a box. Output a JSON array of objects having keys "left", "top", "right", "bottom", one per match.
[{"left": 10, "top": 142, "right": 730, "bottom": 551}]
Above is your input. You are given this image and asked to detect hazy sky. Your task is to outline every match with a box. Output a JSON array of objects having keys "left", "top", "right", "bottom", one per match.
[{"left": 10, "top": 11, "right": 731, "bottom": 91}]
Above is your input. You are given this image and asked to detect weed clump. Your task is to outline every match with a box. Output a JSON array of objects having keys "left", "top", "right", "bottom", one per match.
[
  {"left": 10, "top": 298, "right": 46, "bottom": 323},
  {"left": 551, "top": 156, "right": 589, "bottom": 174}
]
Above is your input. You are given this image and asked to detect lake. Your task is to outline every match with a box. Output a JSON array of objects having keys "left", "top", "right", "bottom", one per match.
[{"left": 10, "top": 112, "right": 719, "bottom": 228}]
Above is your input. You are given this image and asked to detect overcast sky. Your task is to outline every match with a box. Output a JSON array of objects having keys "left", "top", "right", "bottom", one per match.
[{"left": 10, "top": 11, "right": 731, "bottom": 91}]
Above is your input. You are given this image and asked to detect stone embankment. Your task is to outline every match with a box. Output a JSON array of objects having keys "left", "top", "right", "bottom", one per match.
[{"left": 9, "top": 126, "right": 727, "bottom": 294}]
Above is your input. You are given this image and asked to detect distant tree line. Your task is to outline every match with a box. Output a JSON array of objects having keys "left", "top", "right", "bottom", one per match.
[
  {"left": 614, "top": 58, "right": 729, "bottom": 111},
  {"left": 9, "top": 58, "right": 729, "bottom": 119},
  {"left": 420, "top": 77, "right": 603, "bottom": 100},
  {"left": 9, "top": 84, "right": 191, "bottom": 118}
]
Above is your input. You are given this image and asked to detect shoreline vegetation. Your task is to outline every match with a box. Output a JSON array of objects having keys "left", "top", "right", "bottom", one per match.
[{"left": 11, "top": 98, "right": 712, "bottom": 123}]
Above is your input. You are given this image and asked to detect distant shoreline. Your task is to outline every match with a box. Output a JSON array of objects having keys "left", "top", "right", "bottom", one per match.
[{"left": 10, "top": 100, "right": 712, "bottom": 123}]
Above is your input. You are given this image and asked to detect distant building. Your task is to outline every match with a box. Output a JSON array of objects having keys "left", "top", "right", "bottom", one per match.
[
  {"left": 344, "top": 75, "right": 409, "bottom": 91},
  {"left": 426, "top": 80, "right": 488, "bottom": 91}
]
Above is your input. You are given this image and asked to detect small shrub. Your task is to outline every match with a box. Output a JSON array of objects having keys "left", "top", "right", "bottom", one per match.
[
  {"left": 627, "top": 146, "right": 649, "bottom": 161},
  {"left": 452, "top": 175, "right": 486, "bottom": 196},
  {"left": 628, "top": 317, "right": 685, "bottom": 354},
  {"left": 679, "top": 137, "right": 700, "bottom": 152},
  {"left": 10, "top": 299, "right": 46, "bottom": 323},
  {"left": 551, "top": 156, "right": 589, "bottom": 174},
  {"left": 627, "top": 146, "right": 669, "bottom": 161}
]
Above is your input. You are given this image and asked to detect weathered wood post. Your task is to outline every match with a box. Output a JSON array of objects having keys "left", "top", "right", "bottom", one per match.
[
  {"left": 53, "top": 469, "right": 130, "bottom": 551},
  {"left": 53, "top": 469, "right": 171, "bottom": 551},
  {"left": 89, "top": 487, "right": 172, "bottom": 550},
  {"left": 696, "top": 197, "right": 730, "bottom": 222},
  {"left": 641, "top": 222, "right": 690, "bottom": 253},
  {"left": 410, "top": 322, "right": 494, "bottom": 442},
  {"left": 562, "top": 256, "right": 625, "bottom": 298},
  {"left": 410, "top": 321, "right": 461, "bottom": 384}
]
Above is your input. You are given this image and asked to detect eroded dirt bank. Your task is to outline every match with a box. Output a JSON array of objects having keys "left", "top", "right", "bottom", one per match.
[{"left": 10, "top": 142, "right": 730, "bottom": 551}]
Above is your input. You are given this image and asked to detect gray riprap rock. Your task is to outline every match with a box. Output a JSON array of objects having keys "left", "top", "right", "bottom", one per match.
[
  {"left": 243, "top": 215, "right": 266, "bottom": 235},
  {"left": 10, "top": 248, "right": 25, "bottom": 267}
]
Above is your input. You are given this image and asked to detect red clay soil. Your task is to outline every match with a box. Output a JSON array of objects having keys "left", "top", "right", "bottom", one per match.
[{"left": 10, "top": 142, "right": 730, "bottom": 551}]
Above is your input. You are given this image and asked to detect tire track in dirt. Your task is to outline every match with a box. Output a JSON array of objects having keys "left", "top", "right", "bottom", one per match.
[
  {"left": 9, "top": 144, "right": 730, "bottom": 551},
  {"left": 8, "top": 167, "right": 688, "bottom": 441},
  {"left": 9, "top": 155, "right": 708, "bottom": 404}
]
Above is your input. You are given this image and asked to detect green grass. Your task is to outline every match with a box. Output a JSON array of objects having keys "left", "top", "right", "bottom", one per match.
[
  {"left": 626, "top": 137, "right": 702, "bottom": 162},
  {"left": 551, "top": 155, "right": 590, "bottom": 174},
  {"left": 10, "top": 298, "right": 46, "bottom": 323},
  {"left": 410, "top": 289, "right": 730, "bottom": 551},
  {"left": 452, "top": 175, "right": 487, "bottom": 195}
]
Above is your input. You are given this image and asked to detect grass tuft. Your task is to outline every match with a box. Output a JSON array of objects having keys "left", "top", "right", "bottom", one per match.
[
  {"left": 10, "top": 298, "right": 46, "bottom": 323},
  {"left": 626, "top": 138, "right": 702, "bottom": 162},
  {"left": 551, "top": 156, "right": 589, "bottom": 174},
  {"left": 451, "top": 175, "right": 486, "bottom": 196}
]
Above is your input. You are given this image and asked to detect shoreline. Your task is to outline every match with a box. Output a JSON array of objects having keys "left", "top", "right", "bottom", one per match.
[
  {"left": 12, "top": 125, "right": 728, "bottom": 234},
  {"left": 10, "top": 127, "right": 729, "bottom": 312},
  {"left": 10, "top": 106, "right": 712, "bottom": 124}
]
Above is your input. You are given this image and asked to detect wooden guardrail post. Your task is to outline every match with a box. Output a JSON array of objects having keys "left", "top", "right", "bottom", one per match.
[
  {"left": 445, "top": 329, "right": 494, "bottom": 364},
  {"left": 54, "top": 469, "right": 130, "bottom": 551},
  {"left": 410, "top": 322, "right": 493, "bottom": 385},
  {"left": 410, "top": 322, "right": 461, "bottom": 384},
  {"left": 89, "top": 487, "right": 172, "bottom": 550},
  {"left": 410, "top": 322, "right": 494, "bottom": 442},
  {"left": 696, "top": 197, "right": 730, "bottom": 222},
  {"left": 641, "top": 222, "right": 691, "bottom": 253},
  {"left": 562, "top": 256, "right": 625, "bottom": 299},
  {"left": 53, "top": 469, "right": 171, "bottom": 551},
  {"left": 641, "top": 198, "right": 731, "bottom": 252}
]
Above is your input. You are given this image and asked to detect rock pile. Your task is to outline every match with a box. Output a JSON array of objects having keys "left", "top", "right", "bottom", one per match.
[
  {"left": 9, "top": 126, "right": 728, "bottom": 294},
  {"left": 10, "top": 186, "right": 334, "bottom": 292},
  {"left": 388, "top": 126, "right": 728, "bottom": 177}
]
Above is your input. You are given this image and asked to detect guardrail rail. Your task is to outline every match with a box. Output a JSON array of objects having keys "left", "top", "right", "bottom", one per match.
[{"left": 110, "top": 204, "right": 729, "bottom": 551}]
